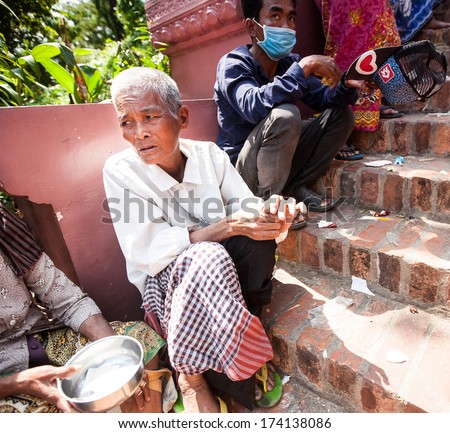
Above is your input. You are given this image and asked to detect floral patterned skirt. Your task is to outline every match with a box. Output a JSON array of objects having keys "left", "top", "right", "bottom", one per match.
[{"left": 0, "top": 321, "right": 165, "bottom": 413}]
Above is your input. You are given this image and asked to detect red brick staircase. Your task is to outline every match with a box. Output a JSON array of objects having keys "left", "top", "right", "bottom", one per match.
[{"left": 262, "top": 5, "right": 450, "bottom": 413}]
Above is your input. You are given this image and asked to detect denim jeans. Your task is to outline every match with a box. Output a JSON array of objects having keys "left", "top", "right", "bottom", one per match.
[{"left": 235, "top": 104, "right": 355, "bottom": 200}]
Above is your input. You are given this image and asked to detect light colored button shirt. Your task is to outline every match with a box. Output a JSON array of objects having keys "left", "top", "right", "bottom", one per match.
[{"left": 103, "top": 138, "right": 263, "bottom": 295}]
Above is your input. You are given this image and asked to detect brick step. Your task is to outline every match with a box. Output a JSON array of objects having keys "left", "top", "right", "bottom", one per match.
[
  {"left": 277, "top": 204, "right": 450, "bottom": 306},
  {"left": 349, "top": 113, "right": 450, "bottom": 157},
  {"left": 262, "top": 264, "right": 450, "bottom": 412},
  {"left": 313, "top": 155, "right": 450, "bottom": 222},
  {"left": 397, "top": 77, "right": 450, "bottom": 114}
]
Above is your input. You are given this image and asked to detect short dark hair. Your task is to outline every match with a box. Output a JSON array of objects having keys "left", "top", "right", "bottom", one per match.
[
  {"left": 241, "top": 0, "right": 297, "bottom": 21},
  {"left": 241, "top": 0, "right": 263, "bottom": 20}
]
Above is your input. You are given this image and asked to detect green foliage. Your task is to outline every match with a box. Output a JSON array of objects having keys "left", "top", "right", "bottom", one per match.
[
  {"left": 25, "top": 41, "right": 104, "bottom": 103},
  {"left": 0, "top": 0, "right": 170, "bottom": 105},
  {"left": 103, "top": 0, "right": 170, "bottom": 78},
  {"left": 116, "top": 0, "right": 146, "bottom": 35},
  {"left": 0, "top": 0, "right": 60, "bottom": 53},
  {"left": 0, "top": 33, "right": 42, "bottom": 105},
  {"left": 101, "top": 26, "right": 170, "bottom": 79},
  {"left": 55, "top": 0, "right": 122, "bottom": 49}
]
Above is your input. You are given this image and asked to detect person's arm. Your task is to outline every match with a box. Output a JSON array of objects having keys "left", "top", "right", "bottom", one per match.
[
  {"left": 103, "top": 162, "right": 192, "bottom": 278},
  {"left": 78, "top": 314, "right": 115, "bottom": 341},
  {"left": 189, "top": 145, "right": 300, "bottom": 244},
  {"left": 217, "top": 53, "right": 310, "bottom": 125},
  {"left": 0, "top": 365, "right": 81, "bottom": 412},
  {"left": 218, "top": 52, "right": 357, "bottom": 124},
  {"left": 189, "top": 195, "right": 301, "bottom": 244},
  {"left": 23, "top": 253, "right": 105, "bottom": 333}
]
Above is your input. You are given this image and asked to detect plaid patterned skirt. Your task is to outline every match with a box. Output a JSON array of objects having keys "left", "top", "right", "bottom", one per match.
[{"left": 142, "top": 242, "right": 273, "bottom": 381}]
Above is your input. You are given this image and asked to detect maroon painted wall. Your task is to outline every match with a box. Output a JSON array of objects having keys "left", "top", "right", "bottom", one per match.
[
  {"left": 294, "top": 0, "right": 325, "bottom": 57},
  {"left": 0, "top": 103, "right": 142, "bottom": 321},
  {"left": 0, "top": 101, "right": 218, "bottom": 320}
]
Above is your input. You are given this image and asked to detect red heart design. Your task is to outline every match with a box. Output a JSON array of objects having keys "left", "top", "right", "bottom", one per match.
[{"left": 356, "top": 51, "right": 377, "bottom": 75}]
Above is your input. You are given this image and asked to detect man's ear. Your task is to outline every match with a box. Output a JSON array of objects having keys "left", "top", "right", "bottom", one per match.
[
  {"left": 245, "top": 18, "right": 257, "bottom": 38},
  {"left": 178, "top": 105, "right": 189, "bottom": 129}
]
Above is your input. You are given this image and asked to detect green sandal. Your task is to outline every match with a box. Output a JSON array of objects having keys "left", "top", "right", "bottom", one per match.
[
  {"left": 172, "top": 392, "right": 228, "bottom": 413},
  {"left": 255, "top": 363, "right": 283, "bottom": 408}
]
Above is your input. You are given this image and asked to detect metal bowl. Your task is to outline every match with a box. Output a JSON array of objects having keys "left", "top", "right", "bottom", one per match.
[{"left": 57, "top": 335, "right": 144, "bottom": 412}]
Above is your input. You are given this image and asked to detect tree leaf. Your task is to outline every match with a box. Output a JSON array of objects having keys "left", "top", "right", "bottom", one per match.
[
  {"left": 18, "top": 55, "right": 41, "bottom": 77},
  {"left": 38, "top": 58, "right": 75, "bottom": 94},
  {"left": 31, "top": 43, "right": 62, "bottom": 62},
  {"left": 0, "top": 0, "right": 19, "bottom": 21},
  {"left": 79, "top": 64, "right": 103, "bottom": 99},
  {"left": 73, "top": 48, "right": 96, "bottom": 57},
  {"left": 59, "top": 44, "right": 76, "bottom": 70},
  {"left": 0, "top": 83, "right": 20, "bottom": 103}
]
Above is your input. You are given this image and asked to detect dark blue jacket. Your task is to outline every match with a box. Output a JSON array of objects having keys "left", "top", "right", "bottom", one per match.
[{"left": 214, "top": 45, "right": 358, "bottom": 163}]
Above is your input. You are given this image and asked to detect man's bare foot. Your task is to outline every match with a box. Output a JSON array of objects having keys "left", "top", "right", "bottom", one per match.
[
  {"left": 178, "top": 373, "right": 219, "bottom": 413},
  {"left": 255, "top": 363, "right": 276, "bottom": 402}
]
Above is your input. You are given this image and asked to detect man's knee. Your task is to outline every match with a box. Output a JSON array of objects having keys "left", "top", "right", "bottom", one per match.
[
  {"left": 269, "top": 103, "right": 302, "bottom": 136},
  {"left": 330, "top": 106, "right": 355, "bottom": 131},
  {"left": 223, "top": 237, "right": 276, "bottom": 264},
  {"left": 179, "top": 241, "right": 230, "bottom": 265}
]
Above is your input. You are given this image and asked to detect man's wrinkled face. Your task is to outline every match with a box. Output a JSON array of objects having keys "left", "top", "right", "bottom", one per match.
[{"left": 115, "top": 91, "right": 187, "bottom": 169}]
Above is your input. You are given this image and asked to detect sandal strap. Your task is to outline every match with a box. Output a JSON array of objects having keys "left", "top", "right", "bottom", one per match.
[
  {"left": 255, "top": 363, "right": 268, "bottom": 393},
  {"left": 296, "top": 186, "right": 322, "bottom": 206}
]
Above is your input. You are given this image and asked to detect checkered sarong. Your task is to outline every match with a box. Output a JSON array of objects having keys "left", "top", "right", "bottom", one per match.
[{"left": 143, "top": 242, "right": 273, "bottom": 381}]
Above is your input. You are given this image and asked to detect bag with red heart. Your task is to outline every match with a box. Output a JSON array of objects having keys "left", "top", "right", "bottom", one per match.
[{"left": 345, "top": 40, "right": 447, "bottom": 105}]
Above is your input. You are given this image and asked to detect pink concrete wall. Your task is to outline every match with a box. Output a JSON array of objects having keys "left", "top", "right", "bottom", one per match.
[
  {"left": 170, "top": 32, "right": 247, "bottom": 100},
  {"left": 0, "top": 103, "right": 143, "bottom": 321},
  {"left": 0, "top": 101, "right": 218, "bottom": 320}
]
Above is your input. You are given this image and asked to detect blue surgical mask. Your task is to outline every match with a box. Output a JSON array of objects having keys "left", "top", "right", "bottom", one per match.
[{"left": 254, "top": 19, "right": 296, "bottom": 61}]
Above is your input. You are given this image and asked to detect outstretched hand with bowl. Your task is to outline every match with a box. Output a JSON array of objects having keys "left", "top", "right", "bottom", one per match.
[{"left": 0, "top": 365, "right": 81, "bottom": 413}]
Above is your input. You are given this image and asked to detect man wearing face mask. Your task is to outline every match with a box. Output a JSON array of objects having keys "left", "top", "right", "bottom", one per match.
[{"left": 214, "top": 0, "right": 370, "bottom": 214}]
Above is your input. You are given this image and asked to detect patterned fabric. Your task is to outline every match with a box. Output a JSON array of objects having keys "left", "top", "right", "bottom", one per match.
[
  {"left": 0, "top": 321, "right": 165, "bottom": 413},
  {"left": 0, "top": 197, "right": 42, "bottom": 276},
  {"left": 0, "top": 393, "right": 60, "bottom": 413},
  {"left": 0, "top": 250, "right": 102, "bottom": 375},
  {"left": 372, "top": 55, "right": 419, "bottom": 104},
  {"left": 36, "top": 321, "right": 165, "bottom": 367},
  {"left": 316, "top": 0, "right": 401, "bottom": 131},
  {"left": 389, "top": 0, "right": 443, "bottom": 42},
  {"left": 143, "top": 242, "right": 273, "bottom": 381}
]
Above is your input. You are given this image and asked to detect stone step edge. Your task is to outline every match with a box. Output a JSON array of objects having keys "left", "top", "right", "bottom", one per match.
[
  {"left": 349, "top": 113, "right": 450, "bottom": 157},
  {"left": 263, "top": 264, "right": 450, "bottom": 413},
  {"left": 276, "top": 204, "right": 450, "bottom": 305},
  {"left": 313, "top": 156, "right": 450, "bottom": 221}
]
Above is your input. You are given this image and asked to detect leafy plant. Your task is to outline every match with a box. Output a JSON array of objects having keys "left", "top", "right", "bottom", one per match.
[
  {"left": 0, "top": 33, "right": 42, "bottom": 105},
  {"left": 0, "top": 1, "right": 19, "bottom": 21},
  {"left": 0, "top": 0, "right": 170, "bottom": 105},
  {"left": 24, "top": 42, "right": 104, "bottom": 103}
]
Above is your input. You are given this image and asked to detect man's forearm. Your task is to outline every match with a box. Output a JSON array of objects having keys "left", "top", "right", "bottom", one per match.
[{"left": 78, "top": 314, "right": 115, "bottom": 341}]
